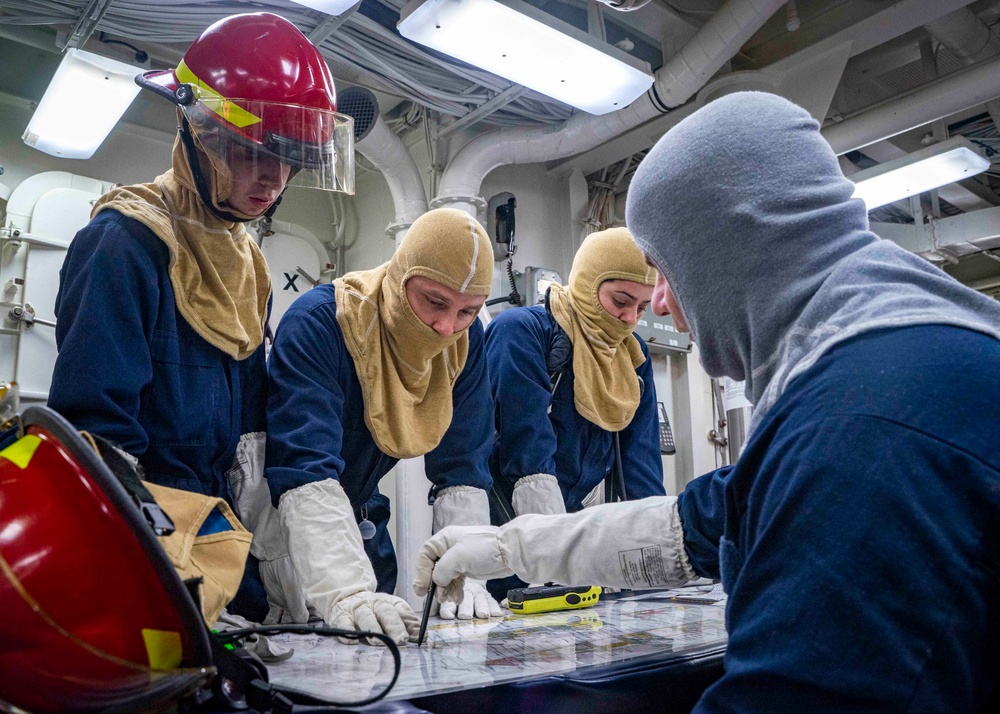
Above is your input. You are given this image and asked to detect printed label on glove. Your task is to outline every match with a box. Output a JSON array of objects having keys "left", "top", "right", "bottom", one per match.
[{"left": 619, "top": 546, "right": 671, "bottom": 588}]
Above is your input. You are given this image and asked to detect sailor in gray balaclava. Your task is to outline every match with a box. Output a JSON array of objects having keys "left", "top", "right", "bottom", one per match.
[{"left": 412, "top": 92, "right": 1000, "bottom": 712}]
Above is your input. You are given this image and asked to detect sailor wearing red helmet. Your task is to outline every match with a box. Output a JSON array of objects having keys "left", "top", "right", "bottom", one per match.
[{"left": 48, "top": 12, "right": 352, "bottom": 625}]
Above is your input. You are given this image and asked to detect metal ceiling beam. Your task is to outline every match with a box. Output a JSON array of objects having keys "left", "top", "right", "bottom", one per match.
[
  {"left": 743, "top": 0, "right": 975, "bottom": 68},
  {"left": 872, "top": 205, "right": 1000, "bottom": 253},
  {"left": 822, "top": 52, "right": 1000, "bottom": 153},
  {"left": 0, "top": 25, "right": 60, "bottom": 54},
  {"left": 966, "top": 274, "right": 1000, "bottom": 292}
]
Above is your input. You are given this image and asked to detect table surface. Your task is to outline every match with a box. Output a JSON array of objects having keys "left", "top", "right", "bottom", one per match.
[{"left": 265, "top": 585, "right": 728, "bottom": 704}]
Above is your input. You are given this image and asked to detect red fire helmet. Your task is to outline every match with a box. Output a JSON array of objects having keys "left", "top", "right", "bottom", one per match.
[
  {"left": 137, "top": 12, "right": 354, "bottom": 192},
  {"left": 0, "top": 406, "right": 211, "bottom": 712}
]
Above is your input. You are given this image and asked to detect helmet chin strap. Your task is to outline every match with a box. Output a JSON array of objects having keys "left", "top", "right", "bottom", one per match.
[
  {"left": 178, "top": 117, "right": 250, "bottom": 224},
  {"left": 263, "top": 192, "right": 284, "bottom": 219}
]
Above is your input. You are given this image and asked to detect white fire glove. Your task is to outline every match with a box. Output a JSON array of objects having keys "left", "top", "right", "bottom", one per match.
[
  {"left": 414, "top": 496, "right": 697, "bottom": 605},
  {"left": 226, "top": 433, "right": 309, "bottom": 624},
  {"left": 512, "top": 473, "right": 566, "bottom": 516},
  {"left": 580, "top": 479, "right": 606, "bottom": 509},
  {"left": 279, "top": 479, "right": 420, "bottom": 645},
  {"left": 259, "top": 557, "right": 311, "bottom": 625},
  {"left": 431, "top": 486, "right": 503, "bottom": 619}
]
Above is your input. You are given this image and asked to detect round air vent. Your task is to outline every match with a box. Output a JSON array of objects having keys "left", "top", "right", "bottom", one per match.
[{"left": 338, "top": 87, "right": 380, "bottom": 142}]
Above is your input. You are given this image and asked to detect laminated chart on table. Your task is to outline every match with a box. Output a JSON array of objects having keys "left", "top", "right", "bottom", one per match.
[{"left": 266, "top": 589, "right": 728, "bottom": 703}]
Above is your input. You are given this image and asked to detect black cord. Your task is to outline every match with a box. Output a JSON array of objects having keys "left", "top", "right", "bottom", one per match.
[
  {"left": 99, "top": 32, "right": 148, "bottom": 63},
  {"left": 484, "top": 260, "right": 523, "bottom": 307},
  {"left": 485, "top": 295, "right": 516, "bottom": 306},
  {"left": 216, "top": 624, "right": 402, "bottom": 708},
  {"left": 613, "top": 431, "right": 627, "bottom": 502},
  {"left": 506, "top": 259, "right": 522, "bottom": 307},
  {"left": 969, "top": 138, "right": 999, "bottom": 158}
]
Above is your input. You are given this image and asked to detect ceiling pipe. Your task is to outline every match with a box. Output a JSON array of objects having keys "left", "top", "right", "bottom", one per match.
[
  {"left": 924, "top": 5, "right": 1000, "bottom": 134},
  {"left": 822, "top": 52, "right": 1000, "bottom": 154},
  {"left": 337, "top": 87, "right": 429, "bottom": 240},
  {"left": 433, "top": 0, "right": 787, "bottom": 217}
]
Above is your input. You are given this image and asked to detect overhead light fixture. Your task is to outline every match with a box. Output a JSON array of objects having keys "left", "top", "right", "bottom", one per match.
[
  {"left": 22, "top": 49, "right": 142, "bottom": 160},
  {"left": 398, "top": 0, "right": 654, "bottom": 115},
  {"left": 288, "top": 0, "right": 360, "bottom": 15},
  {"left": 850, "top": 136, "right": 991, "bottom": 210}
]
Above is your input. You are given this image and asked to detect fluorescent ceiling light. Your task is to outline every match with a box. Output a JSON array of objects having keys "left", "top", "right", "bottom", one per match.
[
  {"left": 850, "top": 136, "right": 991, "bottom": 210},
  {"left": 287, "top": 0, "right": 360, "bottom": 15},
  {"left": 22, "top": 49, "right": 141, "bottom": 160},
  {"left": 398, "top": 0, "right": 654, "bottom": 115}
]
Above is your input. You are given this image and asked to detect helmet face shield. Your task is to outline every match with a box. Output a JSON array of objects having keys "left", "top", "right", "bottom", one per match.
[
  {"left": 182, "top": 97, "right": 355, "bottom": 194},
  {"left": 135, "top": 12, "right": 353, "bottom": 201}
]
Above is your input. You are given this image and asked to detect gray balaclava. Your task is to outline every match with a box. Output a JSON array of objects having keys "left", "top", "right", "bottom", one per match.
[{"left": 626, "top": 91, "right": 1000, "bottom": 435}]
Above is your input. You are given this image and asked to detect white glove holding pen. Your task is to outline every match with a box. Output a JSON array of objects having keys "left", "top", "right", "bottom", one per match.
[
  {"left": 280, "top": 479, "right": 420, "bottom": 645},
  {"left": 414, "top": 496, "right": 697, "bottom": 604},
  {"left": 511, "top": 473, "right": 566, "bottom": 516},
  {"left": 431, "top": 485, "right": 503, "bottom": 619}
]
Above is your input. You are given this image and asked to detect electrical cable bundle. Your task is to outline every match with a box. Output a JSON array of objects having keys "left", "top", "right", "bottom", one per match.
[
  {"left": 215, "top": 623, "right": 403, "bottom": 711},
  {"left": 0, "top": 0, "right": 573, "bottom": 128}
]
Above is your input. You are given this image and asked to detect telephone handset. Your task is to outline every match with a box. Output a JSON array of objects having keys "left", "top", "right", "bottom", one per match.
[{"left": 495, "top": 196, "right": 516, "bottom": 258}]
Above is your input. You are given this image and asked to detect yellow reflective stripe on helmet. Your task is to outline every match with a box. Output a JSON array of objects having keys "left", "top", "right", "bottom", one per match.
[
  {"left": 175, "top": 59, "right": 262, "bottom": 129},
  {"left": 0, "top": 434, "right": 40, "bottom": 469},
  {"left": 142, "top": 628, "right": 183, "bottom": 670}
]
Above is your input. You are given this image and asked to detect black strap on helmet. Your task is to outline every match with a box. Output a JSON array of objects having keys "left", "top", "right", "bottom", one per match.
[
  {"left": 86, "top": 433, "right": 176, "bottom": 537},
  {"left": 263, "top": 192, "right": 283, "bottom": 219}
]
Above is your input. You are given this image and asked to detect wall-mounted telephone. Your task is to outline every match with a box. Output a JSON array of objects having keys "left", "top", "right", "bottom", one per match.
[
  {"left": 487, "top": 192, "right": 517, "bottom": 261},
  {"left": 485, "top": 192, "right": 524, "bottom": 308}
]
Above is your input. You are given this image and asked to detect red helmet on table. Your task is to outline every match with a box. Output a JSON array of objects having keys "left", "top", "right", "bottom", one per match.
[{"left": 0, "top": 406, "right": 212, "bottom": 712}]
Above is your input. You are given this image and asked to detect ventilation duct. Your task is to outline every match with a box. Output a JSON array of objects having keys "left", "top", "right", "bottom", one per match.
[
  {"left": 339, "top": 86, "right": 380, "bottom": 143},
  {"left": 337, "top": 87, "right": 429, "bottom": 239},
  {"left": 433, "top": 0, "right": 787, "bottom": 217}
]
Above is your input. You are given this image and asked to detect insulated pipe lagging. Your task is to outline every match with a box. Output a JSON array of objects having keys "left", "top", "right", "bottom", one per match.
[
  {"left": 358, "top": 116, "right": 429, "bottom": 229},
  {"left": 650, "top": 0, "right": 787, "bottom": 110},
  {"left": 435, "top": 0, "right": 786, "bottom": 209},
  {"left": 339, "top": 87, "right": 428, "bottom": 231},
  {"left": 434, "top": 104, "right": 653, "bottom": 210}
]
